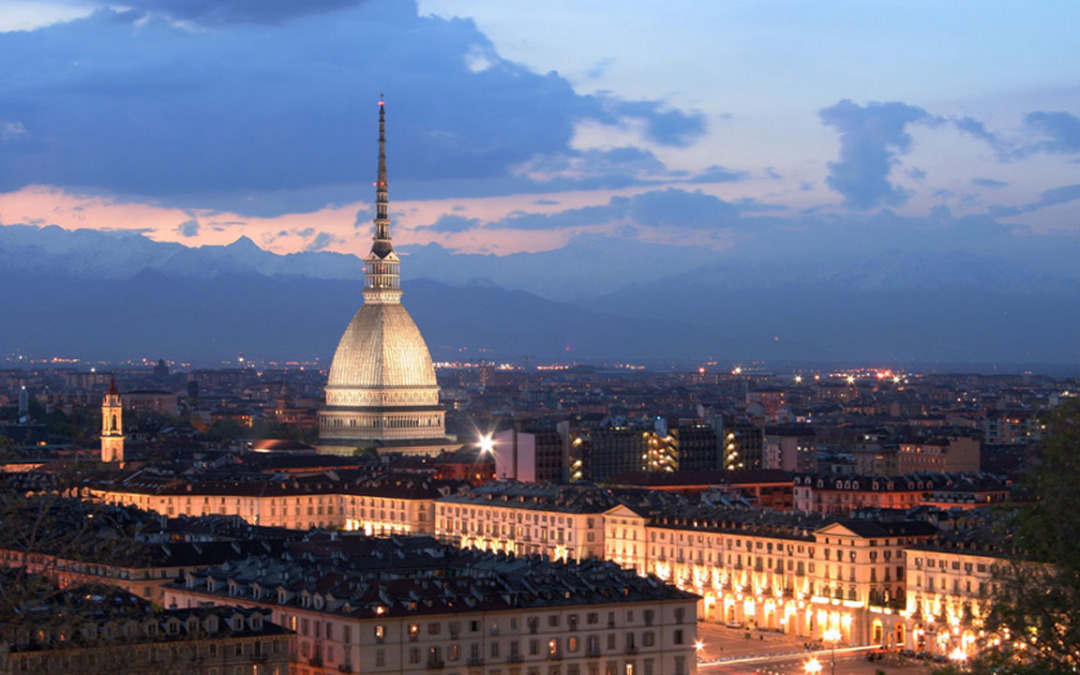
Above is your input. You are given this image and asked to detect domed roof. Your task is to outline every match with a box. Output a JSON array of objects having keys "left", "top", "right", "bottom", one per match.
[{"left": 326, "top": 303, "right": 437, "bottom": 390}]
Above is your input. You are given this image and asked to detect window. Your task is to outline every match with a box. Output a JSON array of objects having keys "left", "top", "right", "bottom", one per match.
[
  {"left": 409, "top": 648, "right": 420, "bottom": 664},
  {"left": 429, "top": 623, "right": 441, "bottom": 635},
  {"left": 376, "top": 649, "right": 385, "bottom": 667},
  {"left": 673, "top": 629, "right": 684, "bottom": 645},
  {"left": 568, "top": 637, "right": 579, "bottom": 652},
  {"left": 642, "top": 632, "right": 655, "bottom": 647},
  {"left": 376, "top": 625, "right": 386, "bottom": 643},
  {"left": 674, "top": 608, "right": 685, "bottom": 624},
  {"left": 408, "top": 624, "right": 419, "bottom": 641},
  {"left": 607, "top": 634, "right": 616, "bottom": 649}
]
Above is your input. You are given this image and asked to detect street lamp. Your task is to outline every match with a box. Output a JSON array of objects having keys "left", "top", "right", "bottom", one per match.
[
  {"left": 823, "top": 627, "right": 842, "bottom": 675},
  {"left": 478, "top": 432, "right": 495, "bottom": 454},
  {"left": 949, "top": 647, "right": 968, "bottom": 669},
  {"left": 803, "top": 656, "right": 822, "bottom": 674}
]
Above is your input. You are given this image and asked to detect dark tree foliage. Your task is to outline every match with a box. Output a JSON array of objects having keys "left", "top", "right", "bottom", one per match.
[{"left": 958, "top": 400, "right": 1080, "bottom": 674}]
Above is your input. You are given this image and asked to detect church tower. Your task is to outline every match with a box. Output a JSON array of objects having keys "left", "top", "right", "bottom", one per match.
[
  {"left": 100, "top": 379, "right": 124, "bottom": 463},
  {"left": 318, "top": 100, "right": 455, "bottom": 456}
]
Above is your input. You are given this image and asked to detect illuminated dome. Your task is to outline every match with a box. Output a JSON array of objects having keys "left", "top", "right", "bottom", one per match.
[
  {"left": 327, "top": 303, "right": 437, "bottom": 391},
  {"left": 318, "top": 100, "right": 453, "bottom": 456}
]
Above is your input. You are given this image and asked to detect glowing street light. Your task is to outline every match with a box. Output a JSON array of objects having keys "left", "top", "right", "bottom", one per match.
[
  {"left": 803, "top": 656, "right": 822, "bottom": 674},
  {"left": 823, "top": 627, "right": 842, "bottom": 675},
  {"left": 949, "top": 647, "right": 968, "bottom": 666},
  {"left": 478, "top": 433, "right": 495, "bottom": 454},
  {"left": 695, "top": 640, "right": 704, "bottom": 653}
]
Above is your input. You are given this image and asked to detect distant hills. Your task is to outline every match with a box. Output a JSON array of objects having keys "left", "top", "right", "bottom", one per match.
[{"left": 1, "top": 224, "right": 1078, "bottom": 366}]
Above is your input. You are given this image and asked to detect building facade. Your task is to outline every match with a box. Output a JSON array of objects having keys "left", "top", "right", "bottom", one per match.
[{"left": 164, "top": 539, "right": 699, "bottom": 675}]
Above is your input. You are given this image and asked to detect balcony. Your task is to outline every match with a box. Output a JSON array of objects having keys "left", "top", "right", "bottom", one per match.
[
  {"left": 467, "top": 657, "right": 485, "bottom": 667},
  {"left": 625, "top": 646, "right": 638, "bottom": 655},
  {"left": 506, "top": 654, "right": 524, "bottom": 663},
  {"left": 586, "top": 647, "right": 601, "bottom": 658},
  {"left": 427, "top": 658, "right": 445, "bottom": 670}
]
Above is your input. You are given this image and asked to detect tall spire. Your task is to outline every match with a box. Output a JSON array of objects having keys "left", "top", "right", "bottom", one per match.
[
  {"left": 364, "top": 96, "right": 402, "bottom": 304},
  {"left": 374, "top": 95, "right": 390, "bottom": 246}
]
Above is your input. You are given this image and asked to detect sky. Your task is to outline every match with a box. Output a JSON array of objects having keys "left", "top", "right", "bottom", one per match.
[{"left": 0, "top": 0, "right": 1078, "bottom": 266}]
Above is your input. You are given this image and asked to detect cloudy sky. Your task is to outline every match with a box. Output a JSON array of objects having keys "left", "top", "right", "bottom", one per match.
[{"left": 0, "top": 0, "right": 1078, "bottom": 266}]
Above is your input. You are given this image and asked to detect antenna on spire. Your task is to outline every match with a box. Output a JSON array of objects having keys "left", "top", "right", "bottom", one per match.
[{"left": 377, "top": 96, "right": 387, "bottom": 190}]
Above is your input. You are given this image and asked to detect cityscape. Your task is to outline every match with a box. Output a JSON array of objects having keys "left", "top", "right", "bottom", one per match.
[{"left": 2, "top": 2, "right": 1079, "bottom": 675}]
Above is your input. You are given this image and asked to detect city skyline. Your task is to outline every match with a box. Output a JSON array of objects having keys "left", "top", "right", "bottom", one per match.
[{"left": 0, "top": 0, "right": 1077, "bottom": 276}]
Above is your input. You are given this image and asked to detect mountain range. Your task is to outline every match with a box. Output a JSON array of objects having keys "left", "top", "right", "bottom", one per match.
[{"left": 1, "top": 224, "right": 1078, "bottom": 367}]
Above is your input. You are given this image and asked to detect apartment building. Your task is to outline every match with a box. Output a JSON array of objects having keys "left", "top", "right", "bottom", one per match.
[
  {"left": 0, "top": 578, "right": 291, "bottom": 675},
  {"left": 434, "top": 482, "right": 615, "bottom": 562},
  {"left": 602, "top": 505, "right": 937, "bottom": 645},
  {"left": 163, "top": 536, "right": 699, "bottom": 675},
  {"left": 903, "top": 531, "right": 1003, "bottom": 660},
  {"left": 77, "top": 472, "right": 459, "bottom": 535}
]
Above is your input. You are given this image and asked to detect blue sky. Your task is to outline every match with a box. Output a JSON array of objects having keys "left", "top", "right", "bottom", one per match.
[{"left": 0, "top": 0, "right": 1077, "bottom": 267}]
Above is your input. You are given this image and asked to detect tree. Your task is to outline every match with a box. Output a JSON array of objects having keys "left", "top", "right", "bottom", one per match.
[{"left": 969, "top": 400, "right": 1080, "bottom": 674}]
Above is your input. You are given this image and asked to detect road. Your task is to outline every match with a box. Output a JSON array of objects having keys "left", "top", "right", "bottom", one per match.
[{"left": 693, "top": 623, "right": 933, "bottom": 675}]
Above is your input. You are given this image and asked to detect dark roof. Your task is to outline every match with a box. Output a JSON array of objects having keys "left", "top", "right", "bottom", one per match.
[{"left": 606, "top": 469, "right": 792, "bottom": 487}]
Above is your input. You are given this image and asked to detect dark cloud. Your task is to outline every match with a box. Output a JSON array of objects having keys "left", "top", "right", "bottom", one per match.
[
  {"left": 628, "top": 188, "right": 740, "bottom": 229},
  {"left": 352, "top": 206, "right": 376, "bottom": 229},
  {"left": 489, "top": 198, "right": 630, "bottom": 231},
  {"left": 988, "top": 183, "right": 1080, "bottom": 217},
  {"left": 117, "top": 0, "right": 373, "bottom": 26},
  {"left": 305, "top": 231, "right": 342, "bottom": 251},
  {"left": 1024, "top": 111, "right": 1080, "bottom": 154},
  {"left": 474, "top": 188, "right": 774, "bottom": 234},
  {"left": 731, "top": 198, "right": 785, "bottom": 213},
  {"left": 176, "top": 219, "right": 200, "bottom": 237},
  {"left": 0, "top": 1, "right": 704, "bottom": 213},
  {"left": 819, "top": 100, "right": 928, "bottom": 209},
  {"left": 949, "top": 116, "right": 1011, "bottom": 157},
  {"left": 416, "top": 214, "right": 482, "bottom": 233},
  {"left": 687, "top": 165, "right": 748, "bottom": 184},
  {"left": 608, "top": 99, "right": 707, "bottom": 147},
  {"left": 972, "top": 178, "right": 1009, "bottom": 189}
]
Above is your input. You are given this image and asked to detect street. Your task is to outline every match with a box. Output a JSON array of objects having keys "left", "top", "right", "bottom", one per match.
[{"left": 694, "top": 623, "right": 934, "bottom": 675}]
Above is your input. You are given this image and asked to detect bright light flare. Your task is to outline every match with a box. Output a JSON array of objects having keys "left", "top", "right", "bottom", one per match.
[
  {"left": 695, "top": 640, "right": 704, "bottom": 652},
  {"left": 478, "top": 433, "right": 495, "bottom": 454},
  {"left": 804, "top": 657, "right": 822, "bottom": 674}
]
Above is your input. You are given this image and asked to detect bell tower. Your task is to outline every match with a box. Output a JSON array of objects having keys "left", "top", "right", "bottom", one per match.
[{"left": 100, "top": 379, "right": 124, "bottom": 463}]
